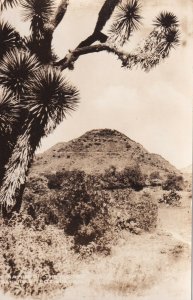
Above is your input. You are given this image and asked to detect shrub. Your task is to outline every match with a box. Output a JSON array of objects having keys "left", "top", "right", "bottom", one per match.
[
  {"left": 52, "top": 185, "right": 114, "bottom": 253},
  {"left": 26, "top": 175, "right": 49, "bottom": 195},
  {"left": 112, "top": 190, "right": 158, "bottom": 232},
  {"left": 102, "top": 165, "right": 146, "bottom": 191},
  {"left": 102, "top": 166, "right": 121, "bottom": 190},
  {"left": 162, "top": 174, "right": 184, "bottom": 191},
  {"left": 22, "top": 169, "right": 157, "bottom": 254},
  {"left": 0, "top": 221, "right": 76, "bottom": 298},
  {"left": 149, "top": 171, "right": 161, "bottom": 180},
  {"left": 158, "top": 190, "right": 181, "bottom": 206},
  {"left": 121, "top": 165, "right": 146, "bottom": 191},
  {"left": 28, "top": 170, "right": 115, "bottom": 254}
]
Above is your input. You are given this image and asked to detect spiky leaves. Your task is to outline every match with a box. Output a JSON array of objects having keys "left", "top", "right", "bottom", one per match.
[
  {"left": 109, "top": 0, "right": 142, "bottom": 46},
  {"left": 0, "top": 21, "right": 22, "bottom": 60},
  {"left": 153, "top": 12, "right": 179, "bottom": 30},
  {"left": 0, "top": 88, "right": 20, "bottom": 137},
  {"left": 20, "top": 0, "right": 56, "bottom": 63},
  {"left": 21, "top": 0, "right": 54, "bottom": 39},
  {"left": 164, "top": 28, "right": 180, "bottom": 50},
  {"left": 0, "top": 49, "right": 40, "bottom": 96},
  {"left": 0, "top": 0, "right": 20, "bottom": 11},
  {"left": 21, "top": 0, "right": 54, "bottom": 23},
  {"left": 0, "top": 67, "right": 79, "bottom": 208},
  {"left": 0, "top": 88, "right": 20, "bottom": 184},
  {"left": 24, "top": 67, "right": 79, "bottom": 135},
  {"left": 121, "top": 11, "right": 179, "bottom": 71}
]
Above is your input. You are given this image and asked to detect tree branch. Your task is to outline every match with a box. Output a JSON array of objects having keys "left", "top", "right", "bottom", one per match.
[
  {"left": 36, "top": 1, "right": 69, "bottom": 63},
  {"left": 76, "top": 0, "right": 120, "bottom": 48},
  {"left": 43, "top": 0, "right": 69, "bottom": 35},
  {"left": 94, "top": 0, "right": 120, "bottom": 33},
  {"left": 55, "top": 28, "right": 178, "bottom": 71},
  {"left": 55, "top": 43, "right": 131, "bottom": 70},
  {"left": 51, "top": 0, "right": 69, "bottom": 31}
]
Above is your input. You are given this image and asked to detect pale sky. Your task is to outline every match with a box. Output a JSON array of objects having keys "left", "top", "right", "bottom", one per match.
[{"left": 2, "top": 0, "right": 192, "bottom": 169}]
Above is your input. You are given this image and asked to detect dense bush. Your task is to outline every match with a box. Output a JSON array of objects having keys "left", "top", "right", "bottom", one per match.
[
  {"left": 48, "top": 172, "right": 114, "bottom": 254},
  {"left": 102, "top": 165, "right": 146, "bottom": 191},
  {"left": 149, "top": 171, "right": 162, "bottom": 186},
  {"left": 0, "top": 221, "right": 76, "bottom": 298},
  {"left": 158, "top": 190, "right": 181, "bottom": 206},
  {"left": 121, "top": 165, "right": 146, "bottom": 191},
  {"left": 22, "top": 169, "right": 157, "bottom": 255},
  {"left": 149, "top": 171, "right": 161, "bottom": 180},
  {"left": 0, "top": 169, "right": 159, "bottom": 298},
  {"left": 102, "top": 166, "right": 122, "bottom": 190},
  {"left": 162, "top": 174, "right": 184, "bottom": 191},
  {"left": 24, "top": 171, "right": 115, "bottom": 254},
  {"left": 26, "top": 175, "right": 49, "bottom": 194},
  {"left": 112, "top": 190, "right": 158, "bottom": 232},
  {"left": 114, "top": 190, "right": 158, "bottom": 233}
]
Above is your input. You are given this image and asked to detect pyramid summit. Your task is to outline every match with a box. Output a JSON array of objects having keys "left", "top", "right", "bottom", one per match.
[{"left": 32, "top": 129, "right": 179, "bottom": 177}]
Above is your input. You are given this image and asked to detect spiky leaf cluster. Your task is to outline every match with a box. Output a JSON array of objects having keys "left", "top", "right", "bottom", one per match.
[
  {"left": 0, "top": 0, "right": 20, "bottom": 11},
  {"left": 153, "top": 12, "right": 179, "bottom": 30},
  {"left": 0, "top": 49, "right": 40, "bottom": 96},
  {"left": 164, "top": 29, "right": 180, "bottom": 49},
  {"left": 0, "top": 88, "right": 20, "bottom": 137},
  {"left": 23, "top": 67, "right": 79, "bottom": 134},
  {"left": 121, "top": 11, "right": 179, "bottom": 71},
  {"left": 21, "top": 0, "right": 54, "bottom": 38},
  {"left": 21, "top": 0, "right": 54, "bottom": 22},
  {"left": 0, "top": 67, "right": 79, "bottom": 207},
  {"left": 109, "top": 0, "right": 142, "bottom": 46},
  {"left": 0, "top": 21, "right": 22, "bottom": 60}
]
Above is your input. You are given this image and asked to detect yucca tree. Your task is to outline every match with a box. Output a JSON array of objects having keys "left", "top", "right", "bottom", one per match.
[{"left": 0, "top": 0, "right": 180, "bottom": 218}]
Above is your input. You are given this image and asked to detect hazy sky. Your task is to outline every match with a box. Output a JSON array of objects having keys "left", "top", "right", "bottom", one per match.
[{"left": 2, "top": 0, "right": 192, "bottom": 169}]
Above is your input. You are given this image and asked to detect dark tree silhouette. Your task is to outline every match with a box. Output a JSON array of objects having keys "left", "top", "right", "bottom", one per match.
[{"left": 0, "top": 0, "right": 179, "bottom": 217}]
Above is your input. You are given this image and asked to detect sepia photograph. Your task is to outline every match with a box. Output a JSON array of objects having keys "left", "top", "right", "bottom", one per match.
[{"left": 0, "top": 0, "right": 192, "bottom": 299}]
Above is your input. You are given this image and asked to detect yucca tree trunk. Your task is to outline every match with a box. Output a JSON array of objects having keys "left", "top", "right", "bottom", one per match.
[
  {"left": 0, "top": 132, "right": 20, "bottom": 186},
  {"left": 1, "top": 185, "right": 25, "bottom": 219},
  {"left": 0, "top": 138, "right": 10, "bottom": 185},
  {"left": 0, "top": 120, "right": 45, "bottom": 218}
]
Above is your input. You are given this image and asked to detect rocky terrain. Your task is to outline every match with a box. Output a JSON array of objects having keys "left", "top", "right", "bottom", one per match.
[{"left": 32, "top": 129, "right": 180, "bottom": 178}]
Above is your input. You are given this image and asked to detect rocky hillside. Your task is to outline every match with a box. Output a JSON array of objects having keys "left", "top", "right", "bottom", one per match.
[{"left": 32, "top": 129, "right": 180, "bottom": 178}]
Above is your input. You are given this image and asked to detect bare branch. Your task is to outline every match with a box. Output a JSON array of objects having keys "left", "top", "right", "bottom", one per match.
[
  {"left": 94, "top": 0, "right": 120, "bottom": 33},
  {"left": 76, "top": 0, "right": 120, "bottom": 48},
  {"left": 55, "top": 43, "right": 132, "bottom": 70},
  {"left": 43, "top": 0, "right": 119, "bottom": 61},
  {"left": 51, "top": 0, "right": 69, "bottom": 30},
  {"left": 77, "top": 32, "right": 108, "bottom": 49},
  {"left": 37, "top": 0, "right": 68, "bottom": 63},
  {"left": 44, "top": 0, "right": 69, "bottom": 34}
]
